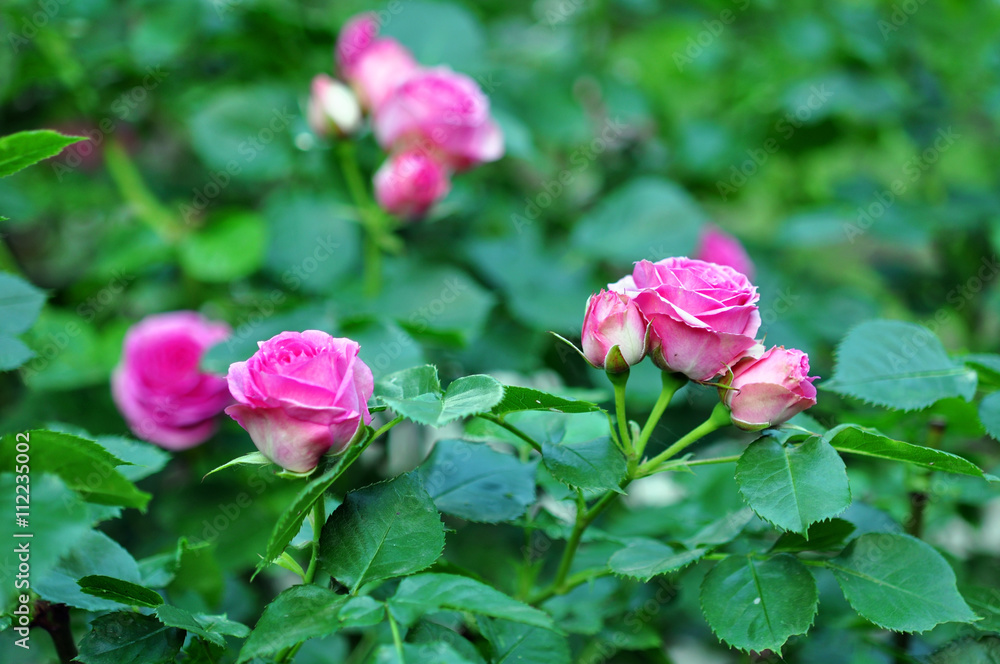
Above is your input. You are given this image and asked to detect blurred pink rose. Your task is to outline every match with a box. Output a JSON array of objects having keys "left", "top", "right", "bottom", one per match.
[
  {"left": 335, "top": 12, "right": 379, "bottom": 77},
  {"left": 581, "top": 290, "right": 648, "bottom": 373},
  {"left": 111, "top": 312, "right": 232, "bottom": 450},
  {"left": 373, "top": 67, "right": 504, "bottom": 170},
  {"left": 335, "top": 12, "right": 418, "bottom": 113},
  {"left": 225, "top": 331, "right": 374, "bottom": 473},
  {"left": 723, "top": 346, "right": 818, "bottom": 430},
  {"left": 611, "top": 258, "right": 761, "bottom": 381},
  {"left": 373, "top": 148, "right": 451, "bottom": 219},
  {"left": 307, "top": 74, "right": 362, "bottom": 138},
  {"left": 695, "top": 225, "right": 755, "bottom": 280}
]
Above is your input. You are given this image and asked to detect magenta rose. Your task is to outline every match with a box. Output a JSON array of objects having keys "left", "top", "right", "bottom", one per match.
[
  {"left": 581, "top": 290, "right": 648, "bottom": 373},
  {"left": 373, "top": 148, "right": 451, "bottom": 219},
  {"left": 373, "top": 67, "right": 504, "bottom": 171},
  {"left": 723, "top": 346, "right": 818, "bottom": 430},
  {"left": 335, "top": 12, "right": 418, "bottom": 113},
  {"left": 225, "top": 331, "right": 374, "bottom": 473},
  {"left": 335, "top": 12, "right": 379, "bottom": 77},
  {"left": 694, "top": 225, "right": 755, "bottom": 281},
  {"left": 611, "top": 258, "right": 761, "bottom": 381},
  {"left": 111, "top": 311, "right": 232, "bottom": 450}
]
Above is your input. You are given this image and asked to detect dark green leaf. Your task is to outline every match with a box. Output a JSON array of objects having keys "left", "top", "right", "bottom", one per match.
[
  {"left": 75, "top": 612, "right": 183, "bottom": 664},
  {"left": 0, "top": 130, "right": 85, "bottom": 178},
  {"left": 417, "top": 439, "right": 537, "bottom": 523},
  {"left": 318, "top": 473, "right": 445, "bottom": 592},
  {"left": 683, "top": 508, "right": 755, "bottom": 548},
  {"left": 388, "top": 573, "right": 556, "bottom": 629},
  {"left": 492, "top": 386, "right": 602, "bottom": 416},
  {"left": 238, "top": 585, "right": 352, "bottom": 661},
  {"left": 609, "top": 540, "right": 707, "bottom": 581},
  {"left": 154, "top": 605, "right": 249, "bottom": 647},
  {"left": 35, "top": 530, "right": 142, "bottom": 612},
  {"left": 410, "top": 622, "right": 486, "bottom": 664},
  {"left": 0, "top": 272, "right": 46, "bottom": 335},
  {"left": 824, "top": 320, "right": 977, "bottom": 411},
  {"left": 771, "top": 519, "right": 856, "bottom": 553},
  {"left": 828, "top": 533, "right": 978, "bottom": 632},
  {"left": 928, "top": 636, "right": 1000, "bottom": 664},
  {"left": 736, "top": 436, "right": 851, "bottom": 533},
  {"left": 542, "top": 436, "right": 627, "bottom": 494},
  {"left": 825, "top": 424, "right": 984, "bottom": 477},
  {"left": 700, "top": 554, "right": 818, "bottom": 652},
  {"left": 479, "top": 618, "right": 571, "bottom": 664},
  {"left": 979, "top": 392, "right": 1000, "bottom": 441},
  {"left": 78, "top": 575, "right": 164, "bottom": 608},
  {"left": 369, "top": 643, "right": 478, "bottom": 664}
]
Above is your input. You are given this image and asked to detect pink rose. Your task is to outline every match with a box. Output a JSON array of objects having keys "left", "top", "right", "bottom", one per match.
[
  {"left": 373, "top": 148, "right": 451, "bottom": 219},
  {"left": 111, "top": 312, "right": 232, "bottom": 450},
  {"left": 581, "top": 290, "right": 648, "bottom": 373},
  {"left": 225, "top": 331, "right": 374, "bottom": 473},
  {"left": 723, "top": 346, "right": 818, "bottom": 430},
  {"left": 373, "top": 67, "right": 504, "bottom": 171},
  {"left": 611, "top": 258, "right": 761, "bottom": 381},
  {"left": 335, "top": 13, "right": 418, "bottom": 113},
  {"left": 335, "top": 12, "right": 380, "bottom": 77},
  {"left": 307, "top": 74, "right": 362, "bottom": 138},
  {"left": 695, "top": 225, "right": 755, "bottom": 281}
]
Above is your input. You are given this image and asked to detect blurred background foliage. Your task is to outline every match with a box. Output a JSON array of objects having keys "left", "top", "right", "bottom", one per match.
[{"left": 2, "top": 0, "right": 1000, "bottom": 661}]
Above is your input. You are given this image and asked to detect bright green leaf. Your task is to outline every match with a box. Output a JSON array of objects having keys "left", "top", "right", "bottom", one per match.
[
  {"left": 736, "top": 436, "right": 851, "bottom": 533},
  {"left": 825, "top": 424, "right": 984, "bottom": 477},
  {"left": 417, "top": 439, "right": 537, "bottom": 523},
  {"left": 375, "top": 366, "right": 504, "bottom": 426},
  {"left": 824, "top": 320, "right": 977, "bottom": 411},
  {"left": 828, "top": 533, "right": 978, "bottom": 632},
  {"left": 542, "top": 436, "right": 627, "bottom": 495},
  {"left": 318, "top": 472, "right": 445, "bottom": 592},
  {"left": 609, "top": 540, "right": 707, "bottom": 581},
  {"left": 0, "top": 130, "right": 85, "bottom": 178},
  {"left": 35, "top": 530, "right": 143, "bottom": 612},
  {"left": 78, "top": 575, "right": 164, "bottom": 608},
  {"left": 700, "top": 554, "right": 818, "bottom": 652},
  {"left": 492, "top": 386, "right": 602, "bottom": 416}
]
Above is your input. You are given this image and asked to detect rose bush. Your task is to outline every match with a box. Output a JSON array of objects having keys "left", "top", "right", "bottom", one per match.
[{"left": 225, "top": 331, "right": 374, "bottom": 473}]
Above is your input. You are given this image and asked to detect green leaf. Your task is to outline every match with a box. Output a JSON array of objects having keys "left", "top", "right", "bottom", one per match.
[
  {"left": 735, "top": 436, "right": 851, "bottom": 534},
  {"left": 410, "top": 622, "right": 486, "bottom": 663},
  {"left": 237, "top": 586, "right": 346, "bottom": 661},
  {"left": 825, "top": 424, "right": 984, "bottom": 477},
  {"left": 318, "top": 472, "right": 445, "bottom": 592},
  {"left": 35, "top": 530, "right": 143, "bottom": 612},
  {"left": 542, "top": 436, "right": 627, "bottom": 495},
  {"left": 684, "top": 508, "right": 755, "bottom": 548},
  {"left": 492, "top": 386, "right": 602, "bottom": 416},
  {"left": 771, "top": 518, "right": 856, "bottom": 553},
  {"left": 89, "top": 435, "right": 171, "bottom": 482},
  {"left": 479, "top": 618, "right": 571, "bottom": 664},
  {"left": 700, "top": 554, "right": 818, "bottom": 652},
  {"left": 78, "top": 575, "right": 164, "bottom": 608},
  {"left": 154, "top": 605, "right": 249, "bottom": 647},
  {"left": 417, "top": 439, "right": 537, "bottom": 523},
  {"left": 0, "top": 430, "right": 149, "bottom": 510},
  {"left": 375, "top": 365, "right": 505, "bottom": 427},
  {"left": 0, "top": 130, "right": 85, "bottom": 178},
  {"left": 75, "top": 612, "right": 183, "bottom": 664},
  {"left": 928, "top": 636, "right": 1000, "bottom": 664},
  {"left": 203, "top": 451, "right": 272, "bottom": 479},
  {"left": 0, "top": 272, "right": 46, "bottom": 335},
  {"left": 0, "top": 334, "right": 34, "bottom": 370},
  {"left": 178, "top": 210, "right": 268, "bottom": 282},
  {"left": 388, "top": 573, "right": 556, "bottom": 629},
  {"left": 828, "top": 533, "right": 978, "bottom": 632},
  {"left": 964, "top": 586, "right": 1000, "bottom": 634},
  {"left": 369, "top": 643, "right": 478, "bottom": 664},
  {"left": 254, "top": 446, "right": 363, "bottom": 576},
  {"left": 824, "top": 320, "right": 977, "bottom": 411},
  {"left": 979, "top": 392, "right": 1000, "bottom": 441},
  {"left": 609, "top": 540, "right": 708, "bottom": 581}
]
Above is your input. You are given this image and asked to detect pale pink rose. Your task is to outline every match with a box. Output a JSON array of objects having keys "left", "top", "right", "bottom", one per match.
[
  {"left": 111, "top": 312, "right": 232, "bottom": 450},
  {"left": 581, "top": 290, "right": 648, "bottom": 373},
  {"left": 611, "top": 258, "right": 761, "bottom": 381},
  {"left": 694, "top": 225, "right": 755, "bottom": 280},
  {"left": 723, "top": 346, "right": 818, "bottom": 430},
  {"left": 349, "top": 39, "right": 420, "bottom": 112},
  {"left": 373, "top": 67, "right": 504, "bottom": 170},
  {"left": 307, "top": 74, "right": 362, "bottom": 138},
  {"left": 335, "top": 12, "right": 380, "bottom": 78},
  {"left": 373, "top": 148, "right": 451, "bottom": 219},
  {"left": 225, "top": 331, "right": 374, "bottom": 473}
]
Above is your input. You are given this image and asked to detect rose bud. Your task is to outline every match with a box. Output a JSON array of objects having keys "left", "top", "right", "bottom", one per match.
[
  {"left": 610, "top": 257, "right": 761, "bottom": 381},
  {"left": 722, "top": 346, "right": 818, "bottom": 430},
  {"left": 111, "top": 311, "right": 232, "bottom": 450},
  {"left": 307, "top": 74, "right": 362, "bottom": 138},
  {"left": 225, "top": 331, "right": 374, "bottom": 473},
  {"left": 335, "top": 12, "right": 380, "bottom": 77},
  {"left": 373, "top": 67, "right": 504, "bottom": 171},
  {"left": 581, "top": 290, "right": 648, "bottom": 373},
  {"left": 348, "top": 39, "right": 420, "bottom": 113},
  {"left": 373, "top": 148, "right": 451, "bottom": 219},
  {"left": 694, "top": 224, "right": 755, "bottom": 280}
]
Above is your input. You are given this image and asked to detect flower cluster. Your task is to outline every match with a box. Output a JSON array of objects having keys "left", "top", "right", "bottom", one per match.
[
  {"left": 581, "top": 242, "right": 817, "bottom": 430},
  {"left": 309, "top": 12, "right": 504, "bottom": 219}
]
